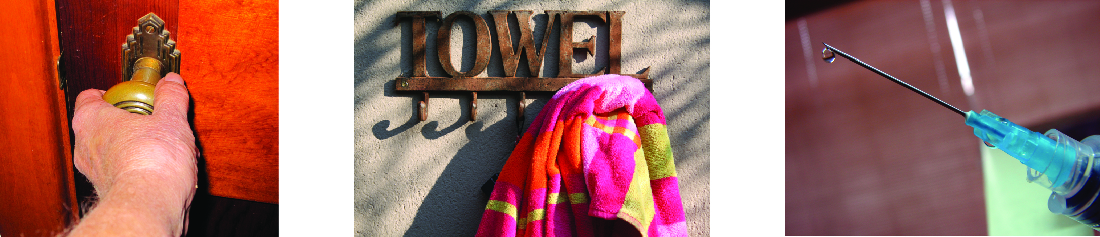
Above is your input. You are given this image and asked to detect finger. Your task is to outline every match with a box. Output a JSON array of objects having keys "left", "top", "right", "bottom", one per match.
[
  {"left": 72, "top": 89, "right": 112, "bottom": 132},
  {"left": 74, "top": 89, "right": 110, "bottom": 112},
  {"left": 153, "top": 73, "right": 190, "bottom": 119}
]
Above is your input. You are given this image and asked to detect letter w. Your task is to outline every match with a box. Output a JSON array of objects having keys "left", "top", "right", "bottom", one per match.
[{"left": 489, "top": 10, "right": 555, "bottom": 77}]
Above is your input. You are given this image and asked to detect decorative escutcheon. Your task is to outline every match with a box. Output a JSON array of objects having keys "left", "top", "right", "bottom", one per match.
[{"left": 102, "top": 13, "right": 181, "bottom": 115}]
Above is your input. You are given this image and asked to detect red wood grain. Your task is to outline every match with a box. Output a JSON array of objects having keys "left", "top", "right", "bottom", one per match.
[
  {"left": 0, "top": 0, "right": 77, "bottom": 235},
  {"left": 55, "top": 0, "right": 179, "bottom": 112},
  {"left": 180, "top": 0, "right": 279, "bottom": 204}
]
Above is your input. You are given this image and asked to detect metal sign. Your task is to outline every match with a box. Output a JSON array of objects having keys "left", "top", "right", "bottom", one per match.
[{"left": 394, "top": 10, "right": 650, "bottom": 121}]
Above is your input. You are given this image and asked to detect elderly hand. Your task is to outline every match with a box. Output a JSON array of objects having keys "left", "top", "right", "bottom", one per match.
[{"left": 67, "top": 72, "right": 198, "bottom": 236}]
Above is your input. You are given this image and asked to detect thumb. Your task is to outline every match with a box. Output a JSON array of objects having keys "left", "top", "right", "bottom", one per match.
[{"left": 152, "top": 73, "right": 191, "bottom": 119}]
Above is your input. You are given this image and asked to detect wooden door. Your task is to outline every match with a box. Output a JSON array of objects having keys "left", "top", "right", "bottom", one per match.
[
  {"left": 0, "top": 0, "right": 77, "bottom": 236},
  {"left": 178, "top": 0, "right": 279, "bottom": 204},
  {"left": 0, "top": 0, "right": 275, "bottom": 235},
  {"left": 55, "top": 0, "right": 278, "bottom": 205}
]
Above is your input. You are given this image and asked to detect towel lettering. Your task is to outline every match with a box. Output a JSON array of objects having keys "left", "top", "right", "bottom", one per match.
[{"left": 396, "top": 10, "right": 648, "bottom": 79}]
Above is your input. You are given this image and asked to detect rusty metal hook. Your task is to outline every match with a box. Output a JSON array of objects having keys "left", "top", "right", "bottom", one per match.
[
  {"left": 516, "top": 92, "right": 526, "bottom": 139},
  {"left": 470, "top": 92, "right": 478, "bottom": 121},
  {"left": 518, "top": 92, "right": 526, "bottom": 121},
  {"left": 418, "top": 92, "right": 429, "bottom": 121},
  {"left": 416, "top": 91, "right": 528, "bottom": 123}
]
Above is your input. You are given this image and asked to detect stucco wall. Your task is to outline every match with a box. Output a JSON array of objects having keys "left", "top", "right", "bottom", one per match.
[{"left": 354, "top": 0, "right": 709, "bottom": 235}]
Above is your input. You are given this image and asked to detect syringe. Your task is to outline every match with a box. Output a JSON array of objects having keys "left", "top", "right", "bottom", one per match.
[{"left": 823, "top": 43, "right": 1100, "bottom": 228}]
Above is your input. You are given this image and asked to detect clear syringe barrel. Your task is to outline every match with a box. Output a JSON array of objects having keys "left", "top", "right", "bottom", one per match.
[{"left": 965, "top": 110, "right": 1093, "bottom": 195}]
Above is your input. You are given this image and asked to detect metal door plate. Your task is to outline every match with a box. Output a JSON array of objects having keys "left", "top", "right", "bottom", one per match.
[{"left": 121, "top": 13, "right": 180, "bottom": 81}]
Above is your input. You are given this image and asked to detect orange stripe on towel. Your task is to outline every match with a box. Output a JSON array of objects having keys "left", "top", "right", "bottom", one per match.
[{"left": 584, "top": 110, "right": 641, "bottom": 147}]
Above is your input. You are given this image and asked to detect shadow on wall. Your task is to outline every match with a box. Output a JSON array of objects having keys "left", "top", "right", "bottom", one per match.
[{"left": 354, "top": 0, "right": 709, "bottom": 236}]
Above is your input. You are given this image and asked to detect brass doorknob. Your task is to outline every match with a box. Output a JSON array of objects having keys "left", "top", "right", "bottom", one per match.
[{"left": 102, "top": 13, "right": 180, "bottom": 115}]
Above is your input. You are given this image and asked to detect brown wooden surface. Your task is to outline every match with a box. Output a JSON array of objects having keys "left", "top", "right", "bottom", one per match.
[
  {"left": 55, "top": 0, "right": 278, "bottom": 204},
  {"left": 0, "top": 0, "right": 76, "bottom": 235},
  {"left": 787, "top": 1, "right": 1100, "bottom": 235},
  {"left": 949, "top": 1, "right": 1100, "bottom": 130},
  {"left": 56, "top": 0, "right": 178, "bottom": 113},
  {"left": 179, "top": 0, "right": 279, "bottom": 204}
]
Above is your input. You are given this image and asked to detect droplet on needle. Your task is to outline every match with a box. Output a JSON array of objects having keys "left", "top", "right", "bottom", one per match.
[{"left": 822, "top": 48, "right": 836, "bottom": 63}]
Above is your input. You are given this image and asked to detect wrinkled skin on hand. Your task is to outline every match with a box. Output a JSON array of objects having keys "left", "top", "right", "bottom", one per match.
[
  {"left": 73, "top": 72, "right": 197, "bottom": 197},
  {"left": 69, "top": 72, "right": 197, "bottom": 236}
]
